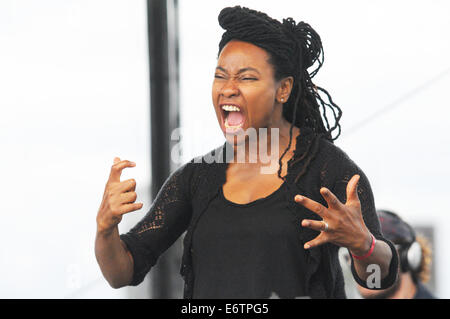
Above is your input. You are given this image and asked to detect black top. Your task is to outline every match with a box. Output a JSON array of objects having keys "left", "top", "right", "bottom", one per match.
[
  {"left": 119, "top": 127, "right": 399, "bottom": 298},
  {"left": 192, "top": 183, "right": 307, "bottom": 298}
]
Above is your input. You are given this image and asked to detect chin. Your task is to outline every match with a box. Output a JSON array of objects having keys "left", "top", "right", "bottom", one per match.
[{"left": 224, "top": 130, "right": 248, "bottom": 147}]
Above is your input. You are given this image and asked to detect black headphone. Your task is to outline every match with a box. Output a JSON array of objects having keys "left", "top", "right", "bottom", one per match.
[
  {"left": 398, "top": 223, "right": 422, "bottom": 273},
  {"left": 377, "top": 210, "right": 422, "bottom": 274}
]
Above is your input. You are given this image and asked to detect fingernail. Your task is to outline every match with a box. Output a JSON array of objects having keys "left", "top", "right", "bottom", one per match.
[
  {"left": 130, "top": 162, "right": 136, "bottom": 166},
  {"left": 304, "top": 244, "right": 310, "bottom": 249},
  {"left": 302, "top": 221, "right": 310, "bottom": 227},
  {"left": 295, "top": 195, "right": 303, "bottom": 201}
]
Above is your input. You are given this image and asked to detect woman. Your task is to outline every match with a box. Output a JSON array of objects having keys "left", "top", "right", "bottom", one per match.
[{"left": 95, "top": 6, "right": 398, "bottom": 299}]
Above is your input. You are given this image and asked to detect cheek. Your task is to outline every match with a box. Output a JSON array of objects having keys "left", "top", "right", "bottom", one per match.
[
  {"left": 211, "top": 83, "right": 218, "bottom": 100},
  {"left": 211, "top": 83, "right": 220, "bottom": 107},
  {"left": 244, "top": 86, "right": 276, "bottom": 121},
  {"left": 211, "top": 84, "right": 223, "bottom": 120},
  {"left": 249, "top": 80, "right": 276, "bottom": 103}
]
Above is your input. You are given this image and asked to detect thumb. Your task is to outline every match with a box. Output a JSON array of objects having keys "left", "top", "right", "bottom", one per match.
[{"left": 346, "top": 174, "right": 361, "bottom": 203}]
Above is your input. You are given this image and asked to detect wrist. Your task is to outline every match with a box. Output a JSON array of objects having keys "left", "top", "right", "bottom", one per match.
[
  {"left": 349, "top": 231, "right": 373, "bottom": 256},
  {"left": 96, "top": 224, "right": 119, "bottom": 238}
]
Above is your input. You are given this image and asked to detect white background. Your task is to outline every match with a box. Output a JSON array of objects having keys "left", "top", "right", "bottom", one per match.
[
  {"left": 0, "top": 0, "right": 449, "bottom": 298},
  {"left": 0, "top": 0, "right": 151, "bottom": 298}
]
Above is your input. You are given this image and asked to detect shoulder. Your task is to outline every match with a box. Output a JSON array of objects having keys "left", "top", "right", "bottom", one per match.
[
  {"left": 288, "top": 128, "right": 361, "bottom": 186},
  {"left": 301, "top": 136, "right": 373, "bottom": 197},
  {"left": 293, "top": 127, "right": 355, "bottom": 170},
  {"left": 317, "top": 138, "right": 365, "bottom": 177},
  {"left": 318, "top": 138, "right": 353, "bottom": 166}
]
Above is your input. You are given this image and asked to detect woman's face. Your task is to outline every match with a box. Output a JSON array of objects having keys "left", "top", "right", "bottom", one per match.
[{"left": 212, "top": 40, "right": 286, "bottom": 145}]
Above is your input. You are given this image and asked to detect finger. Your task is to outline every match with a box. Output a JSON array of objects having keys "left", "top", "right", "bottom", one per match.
[
  {"left": 118, "top": 178, "right": 137, "bottom": 192},
  {"left": 320, "top": 187, "right": 343, "bottom": 210},
  {"left": 346, "top": 174, "right": 361, "bottom": 204},
  {"left": 304, "top": 233, "right": 329, "bottom": 250},
  {"left": 302, "top": 219, "right": 329, "bottom": 232},
  {"left": 294, "top": 194, "right": 328, "bottom": 218},
  {"left": 108, "top": 160, "right": 136, "bottom": 183},
  {"left": 120, "top": 191, "right": 137, "bottom": 204},
  {"left": 118, "top": 202, "right": 143, "bottom": 215}
]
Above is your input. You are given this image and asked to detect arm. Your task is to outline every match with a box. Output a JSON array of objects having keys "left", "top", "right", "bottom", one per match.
[
  {"left": 95, "top": 157, "right": 194, "bottom": 288},
  {"left": 94, "top": 157, "right": 142, "bottom": 288},
  {"left": 335, "top": 165, "right": 399, "bottom": 288},
  {"left": 295, "top": 163, "right": 398, "bottom": 289},
  {"left": 349, "top": 232, "right": 393, "bottom": 284},
  {"left": 95, "top": 226, "right": 134, "bottom": 288}
]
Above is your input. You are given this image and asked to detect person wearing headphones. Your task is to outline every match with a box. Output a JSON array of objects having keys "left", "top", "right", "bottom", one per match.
[{"left": 357, "top": 209, "right": 436, "bottom": 299}]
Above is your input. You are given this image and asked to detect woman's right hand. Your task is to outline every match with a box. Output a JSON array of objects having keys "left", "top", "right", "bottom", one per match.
[{"left": 96, "top": 157, "right": 144, "bottom": 235}]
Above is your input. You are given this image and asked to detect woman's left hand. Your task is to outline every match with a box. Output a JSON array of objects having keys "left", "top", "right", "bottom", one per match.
[{"left": 294, "top": 174, "right": 372, "bottom": 255}]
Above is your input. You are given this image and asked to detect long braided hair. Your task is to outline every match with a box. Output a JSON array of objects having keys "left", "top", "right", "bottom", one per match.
[{"left": 217, "top": 6, "right": 342, "bottom": 182}]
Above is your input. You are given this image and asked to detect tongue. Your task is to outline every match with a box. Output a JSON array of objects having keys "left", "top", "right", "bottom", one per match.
[{"left": 227, "top": 111, "right": 244, "bottom": 126}]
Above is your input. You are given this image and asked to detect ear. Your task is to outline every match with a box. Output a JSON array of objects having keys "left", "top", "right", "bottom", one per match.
[{"left": 276, "top": 76, "right": 294, "bottom": 103}]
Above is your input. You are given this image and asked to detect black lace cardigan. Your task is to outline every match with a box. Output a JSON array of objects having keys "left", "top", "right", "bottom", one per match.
[{"left": 120, "top": 127, "right": 399, "bottom": 299}]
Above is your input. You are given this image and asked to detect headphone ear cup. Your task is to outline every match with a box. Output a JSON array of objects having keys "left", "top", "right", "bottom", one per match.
[
  {"left": 407, "top": 241, "right": 422, "bottom": 272},
  {"left": 399, "top": 247, "right": 409, "bottom": 272}
]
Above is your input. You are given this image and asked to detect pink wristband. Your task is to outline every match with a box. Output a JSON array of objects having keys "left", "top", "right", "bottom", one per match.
[{"left": 351, "top": 234, "right": 376, "bottom": 260}]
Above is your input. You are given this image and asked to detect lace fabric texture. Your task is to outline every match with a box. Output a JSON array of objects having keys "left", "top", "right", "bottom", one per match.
[
  {"left": 134, "top": 168, "right": 188, "bottom": 234},
  {"left": 119, "top": 127, "right": 399, "bottom": 295},
  {"left": 119, "top": 161, "right": 194, "bottom": 285}
]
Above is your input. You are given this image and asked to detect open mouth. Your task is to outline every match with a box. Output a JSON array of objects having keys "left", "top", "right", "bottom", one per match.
[{"left": 221, "top": 104, "right": 245, "bottom": 133}]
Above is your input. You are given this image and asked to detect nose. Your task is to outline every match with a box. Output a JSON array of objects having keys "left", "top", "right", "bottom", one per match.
[{"left": 220, "top": 79, "right": 239, "bottom": 98}]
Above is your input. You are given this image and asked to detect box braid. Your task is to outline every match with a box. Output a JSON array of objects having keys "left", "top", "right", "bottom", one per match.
[{"left": 217, "top": 6, "right": 342, "bottom": 182}]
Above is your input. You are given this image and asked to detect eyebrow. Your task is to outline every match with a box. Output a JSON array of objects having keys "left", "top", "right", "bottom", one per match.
[{"left": 215, "top": 66, "right": 261, "bottom": 75}]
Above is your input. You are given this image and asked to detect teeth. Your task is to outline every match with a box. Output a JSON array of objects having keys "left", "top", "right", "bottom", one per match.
[{"left": 221, "top": 105, "right": 241, "bottom": 112}]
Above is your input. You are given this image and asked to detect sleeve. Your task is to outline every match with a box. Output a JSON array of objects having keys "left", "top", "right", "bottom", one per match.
[
  {"left": 331, "top": 152, "right": 399, "bottom": 290},
  {"left": 119, "top": 160, "right": 195, "bottom": 286}
]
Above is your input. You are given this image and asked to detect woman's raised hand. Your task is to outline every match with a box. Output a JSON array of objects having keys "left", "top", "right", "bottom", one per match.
[
  {"left": 96, "top": 157, "right": 144, "bottom": 235},
  {"left": 294, "top": 174, "right": 372, "bottom": 255}
]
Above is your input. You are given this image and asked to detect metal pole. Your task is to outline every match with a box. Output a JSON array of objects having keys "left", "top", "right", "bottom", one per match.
[{"left": 147, "top": 0, "right": 182, "bottom": 298}]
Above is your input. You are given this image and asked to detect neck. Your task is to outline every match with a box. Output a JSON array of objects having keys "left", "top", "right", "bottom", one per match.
[{"left": 231, "top": 116, "right": 299, "bottom": 165}]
